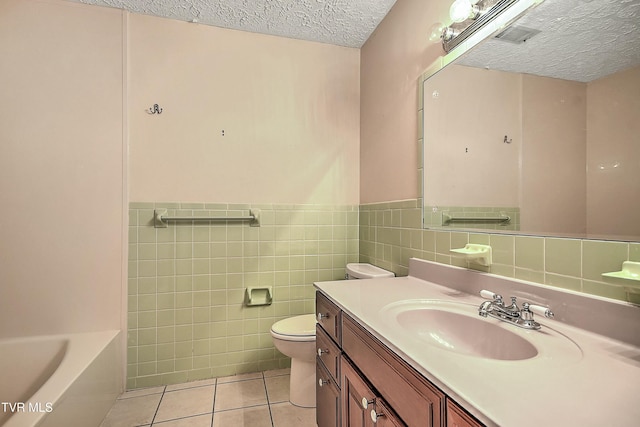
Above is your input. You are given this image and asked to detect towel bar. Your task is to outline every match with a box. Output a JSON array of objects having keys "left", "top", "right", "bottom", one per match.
[
  {"left": 154, "top": 208, "right": 261, "bottom": 228},
  {"left": 442, "top": 213, "right": 510, "bottom": 225}
]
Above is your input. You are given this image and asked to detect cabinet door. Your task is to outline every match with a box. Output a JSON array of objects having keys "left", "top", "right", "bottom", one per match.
[
  {"left": 317, "top": 362, "right": 341, "bottom": 427},
  {"left": 342, "top": 358, "right": 376, "bottom": 427},
  {"left": 446, "top": 399, "right": 484, "bottom": 427},
  {"left": 371, "top": 399, "right": 405, "bottom": 427},
  {"left": 342, "top": 314, "right": 444, "bottom": 426}
]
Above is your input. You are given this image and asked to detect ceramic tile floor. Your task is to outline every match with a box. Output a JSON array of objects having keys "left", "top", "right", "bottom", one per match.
[{"left": 101, "top": 369, "right": 317, "bottom": 427}]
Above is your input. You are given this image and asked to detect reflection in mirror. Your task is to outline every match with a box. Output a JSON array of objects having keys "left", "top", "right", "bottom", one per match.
[{"left": 422, "top": 0, "right": 640, "bottom": 241}]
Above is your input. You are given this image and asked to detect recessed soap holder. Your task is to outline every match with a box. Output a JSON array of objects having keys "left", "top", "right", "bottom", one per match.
[{"left": 450, "top": 244, "right": 492, "bottom": 267}]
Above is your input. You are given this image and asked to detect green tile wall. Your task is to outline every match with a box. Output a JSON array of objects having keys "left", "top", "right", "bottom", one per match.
[
  {"left": 359, "top": 200, "right": 640, "bottom": 304},
  {"left": 128, "top": 202, "right": 359, "bottom": 389},
  {"left": 128, "top": 199, "right": 638, "bottom": 389}
]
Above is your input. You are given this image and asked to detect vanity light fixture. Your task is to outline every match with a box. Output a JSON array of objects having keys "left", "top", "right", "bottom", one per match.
[
  {"left": 449, "top": 0, "right": 483, "bottom": 23},
  {"left": 434, "top": 0, "right": 521, "bottom": 53}
]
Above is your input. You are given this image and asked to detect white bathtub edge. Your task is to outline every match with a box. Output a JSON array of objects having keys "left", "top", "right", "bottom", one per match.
[{"left": 3, "top": 330, "right": 122, "bottom": 427}]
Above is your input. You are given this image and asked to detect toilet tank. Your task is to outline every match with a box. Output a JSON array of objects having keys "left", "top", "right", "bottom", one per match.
[{"left": 345, "top": 263, "right": 395, "bottom": 280}]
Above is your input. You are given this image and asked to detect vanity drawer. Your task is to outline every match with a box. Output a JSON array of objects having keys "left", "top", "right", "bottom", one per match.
[
  {"left": 342, "top": 313, "right": 445, "bottom": 427},
  {"left": 316, "top": 324, "right": 341, "bottom": 386},
  {"left": 316, "top": 291, "right": 342, "bottom": 345}
]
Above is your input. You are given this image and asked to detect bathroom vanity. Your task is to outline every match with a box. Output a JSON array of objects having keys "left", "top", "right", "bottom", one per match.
[
  {"left": 314, "top": 258, "right": 640, "bottom": 427},
  {"left": 316, "top": 292, "right": 479, "bottom": 427}
]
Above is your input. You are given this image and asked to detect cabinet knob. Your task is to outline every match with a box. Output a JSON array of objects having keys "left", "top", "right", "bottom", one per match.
[
  {"left": 317, "top": 312, "right": 329, "bottom": 321},
  {"left": 371, "top": 409, "right": 385, "bottom": 423},
  {"left": 317, "top": 348, "right": 329, "bottom": 357},
  {"left": 318, "top": 378, "right": 329, "bottom": 387},
  {"left": 361, "top": 397, "right": 374, "bottom": 409}
]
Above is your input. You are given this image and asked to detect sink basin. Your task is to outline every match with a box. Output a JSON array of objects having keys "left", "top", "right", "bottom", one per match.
[
  {"left": 382, "top": 300, "right": 582, "bottom": 362},
  {"left": 396, "top": 307, "right": 538, "bottom": 360}
]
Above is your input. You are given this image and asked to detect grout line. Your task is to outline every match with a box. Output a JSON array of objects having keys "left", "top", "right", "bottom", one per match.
[
  {"left": 213, "top": 403, "right": 271, "bottom": 414},
  {"left": 149, "top": 386, "right": 166, "bottom": 426},
  {"left": 262, "top": 372, "right": 275, "bottom": 427},
  {"left": 210, "top": 378, "right": 217, "bottom": 427},
  {"left": 152, "top": 412, "right": 214, "bottom": 426},
  {"left": 164, "top": 381, "right": 217, "bottom": 393}
]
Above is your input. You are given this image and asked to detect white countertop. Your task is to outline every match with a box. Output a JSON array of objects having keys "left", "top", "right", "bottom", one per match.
[{"left": 315, "top": 270, "right": 640, "bottom": 427}]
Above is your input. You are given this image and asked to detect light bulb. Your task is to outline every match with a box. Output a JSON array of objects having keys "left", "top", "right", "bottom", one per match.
[
  {"left": 449, "top": 0, "right": 474, "bottom": 23},
  {"left": 428, "top": 22, "right": 446, "bottom": 43}
]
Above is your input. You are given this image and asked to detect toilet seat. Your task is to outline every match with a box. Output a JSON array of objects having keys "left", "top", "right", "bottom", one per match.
[{"left": 270, "top": 314, "right": 316, "bottom": 342}]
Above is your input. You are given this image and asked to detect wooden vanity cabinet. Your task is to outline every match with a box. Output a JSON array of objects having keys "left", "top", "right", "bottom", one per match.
[{"left": 315, "top": 291, "right": 485, "bottom": 427}]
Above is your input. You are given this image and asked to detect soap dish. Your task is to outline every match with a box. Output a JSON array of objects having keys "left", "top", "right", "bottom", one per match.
[
  {"left": 450, "top": 244, "right": 492, "bottom": 267},
  {"left": 602, "top": 261, "right": 640, "bottom": 282}
]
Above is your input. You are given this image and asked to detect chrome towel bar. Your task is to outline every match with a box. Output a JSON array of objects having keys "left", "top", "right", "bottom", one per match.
[
  {"left": 442, "top": 213, "right": 510, "bottom": 225},
  {"left": 154, "top": 208, "right": 261, "bottom": 228}
]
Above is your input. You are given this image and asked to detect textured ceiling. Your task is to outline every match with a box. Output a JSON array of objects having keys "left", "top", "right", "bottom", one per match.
[
  {"left": 67, "top": 0, "right": 397, "bottom": 48},
  {"left": 459, "top": 0, "right": 640, "bottom": 82}
]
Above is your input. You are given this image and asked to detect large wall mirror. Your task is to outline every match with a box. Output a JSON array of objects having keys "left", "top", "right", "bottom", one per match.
[{"left": 421, "top": 0, "right": 640, "bottom": 241}]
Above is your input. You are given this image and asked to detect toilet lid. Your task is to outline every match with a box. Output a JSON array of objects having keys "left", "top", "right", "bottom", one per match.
[{"left": 270, "top": 314, "right": 316, "bottom": 337}]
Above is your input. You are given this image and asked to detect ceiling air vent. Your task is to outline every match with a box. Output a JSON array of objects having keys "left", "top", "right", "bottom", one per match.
[{"left": 494, "top": 25, "right": 541, "bottom": 44}]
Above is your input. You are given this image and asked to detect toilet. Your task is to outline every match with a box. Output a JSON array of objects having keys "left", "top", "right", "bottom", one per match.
[
  {"left": 270, "top": 314, "right": 317, "bottom": 407},
  {"left": 270, "top": 263, "right": 394, "bottom": 407}
]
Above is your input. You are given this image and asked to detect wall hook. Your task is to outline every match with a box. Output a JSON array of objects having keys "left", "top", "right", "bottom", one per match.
[
  {"left": 504, "top": 135, "right": 512, "bottom": 144},
  {"left": 148, "top": 104, "right": 163, "bottom": 114}
]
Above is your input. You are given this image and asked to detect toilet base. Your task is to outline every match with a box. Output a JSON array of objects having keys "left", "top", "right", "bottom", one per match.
[{"left": 289, "top": 358, "right": 316, "bottom": 408}]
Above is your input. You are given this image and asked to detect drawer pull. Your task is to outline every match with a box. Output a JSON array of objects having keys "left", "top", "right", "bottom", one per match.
[
  {"left": 361, "top": 397, "right": 374, "bottom": 409},
  {"left": 371, "top": 409, "right": 385, "bottom": 423},
  {"left": 317, "top": 348, "right": 329, "bottom": 357},
  {"left": 317, "top": 312, "right": 330, "bottom": 321},
  {"left": 318, "top": 378, "right": 329, "bottom": 387}
]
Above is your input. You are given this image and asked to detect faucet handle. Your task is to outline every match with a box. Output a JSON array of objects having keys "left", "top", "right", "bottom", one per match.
[
  {"left": 523, "top": 302, "right": 554, "bottom": 318},
  {"left": 480, "top": 289, "right": 502, "bottom": 301}
]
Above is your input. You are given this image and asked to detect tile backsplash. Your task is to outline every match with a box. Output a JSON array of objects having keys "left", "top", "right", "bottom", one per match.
[
  {"left": 359, "top": 200, "right": 640, "bottom": 304},
  {"left": 128, "top": 202, "right": 358, "bottom": 389},
  {"left": 128, "top": 199, "right": 638, "bottom": 389}
]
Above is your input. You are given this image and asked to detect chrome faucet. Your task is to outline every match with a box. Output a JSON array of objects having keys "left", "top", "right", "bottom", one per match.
[{"left": 478, "top": 290, "right": 554, "bottom": 330}]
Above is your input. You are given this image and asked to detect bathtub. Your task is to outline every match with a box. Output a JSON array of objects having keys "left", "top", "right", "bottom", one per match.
[{"left": 0, "top": 330, "right": 121, "bottom": 427}]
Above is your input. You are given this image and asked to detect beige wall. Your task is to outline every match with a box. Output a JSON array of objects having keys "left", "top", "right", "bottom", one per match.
[
  {"left": 360, "top": 0, "right": 450, "bottom": 203},
  {"left": 423, "top": 65, "right": 521, "bottom": 207},
  {"left": 129, "top": 14, "right": 360, "bottom": 205},
  {"left": 587, "top": 65, "right": 640, "bottom": 238},
  {"left": 521, "top": 74, "right": 587, "bottom": 234},
  {"left": 0, "top": 0, "right": 125, "bottom": 337}
]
